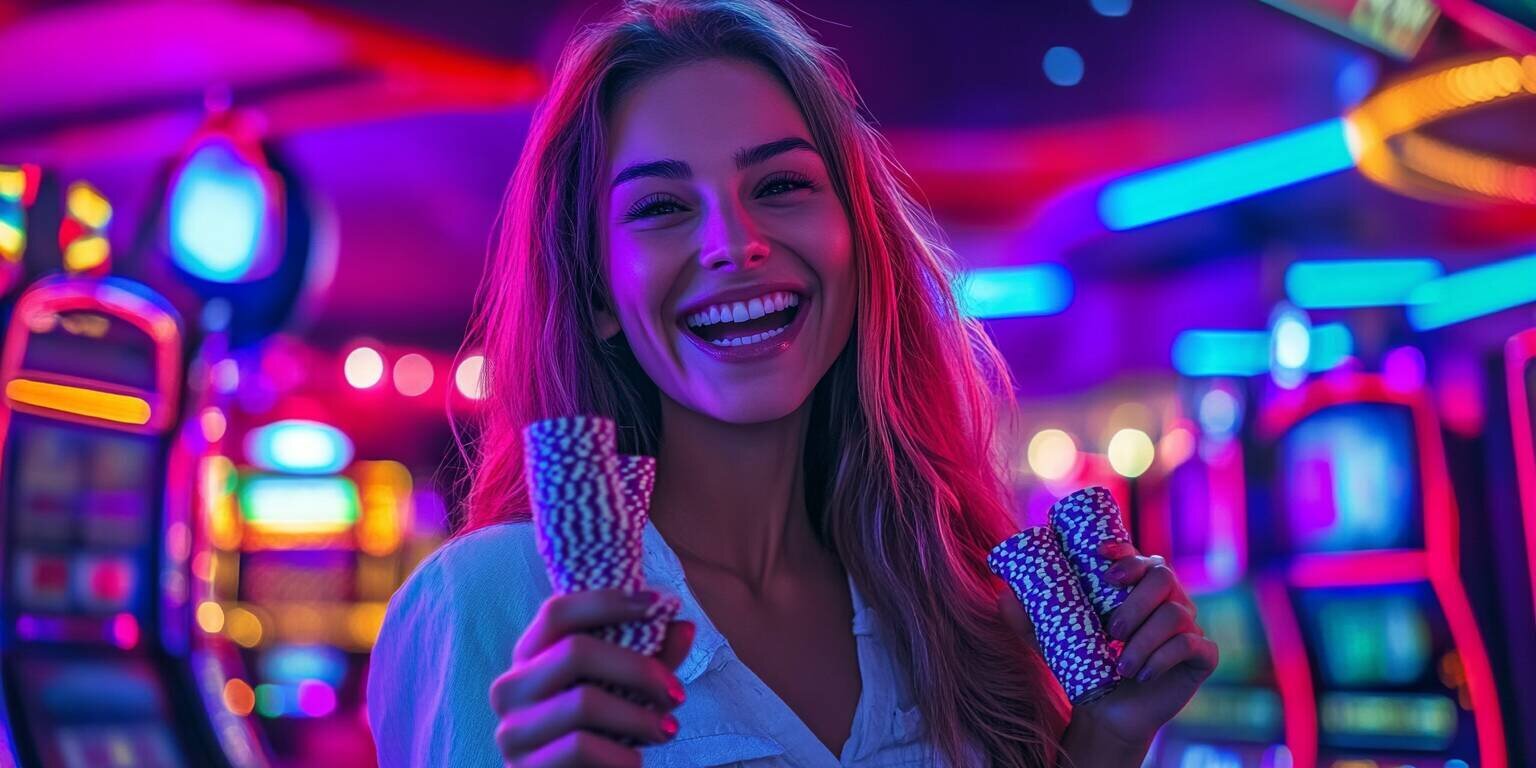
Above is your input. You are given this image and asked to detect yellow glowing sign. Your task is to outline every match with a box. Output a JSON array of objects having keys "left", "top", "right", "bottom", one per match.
[
  {"left": 66, "top": 182, "right": 112, "bottom": 230},
  {"left": 357, "top": 460, "right": 411, "bottom": 556},
  {"left": 5, "top": 378, "right": 151, "bottom": 425}
]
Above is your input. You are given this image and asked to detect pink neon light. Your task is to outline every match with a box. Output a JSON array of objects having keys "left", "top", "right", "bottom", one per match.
[
  {"left": 1254, "top": 577, "right": 1317, "bottom": 768},
  {"left": 1506, "top": 330, "right": 1536, "bottom": 635},
  {"left": 1287, "top": 550, "right": 1428, "bottom": 588},
  {"left": 296, "top": 679, "right": 338, "bottom": 717},
  {"left": 1261, "top": 373, "right": 1508, "bottom": 768},
  {"left": 110, "top": 612, "right": 140, "bottom": 650}
]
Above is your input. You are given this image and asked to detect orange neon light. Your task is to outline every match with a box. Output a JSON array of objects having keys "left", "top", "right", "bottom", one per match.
[{"left": 5, "top": 378, "right": 151, "bottom": 425}]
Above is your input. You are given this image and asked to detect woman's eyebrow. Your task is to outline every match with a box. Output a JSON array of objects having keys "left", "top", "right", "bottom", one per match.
[
  {"left": 733, "top": 136, "right": 818, "bottom": 169},
  {"left": 610, "top": 137, "right": 818, "bottom": 189}
]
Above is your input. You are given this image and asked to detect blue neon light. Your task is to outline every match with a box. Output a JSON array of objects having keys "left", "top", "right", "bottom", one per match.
[
  {"left": 244, "top": 420, "right": 354, "bottom": 475},
  {"left": 168, "top": 141, "right": 272, "bottom": 283},
  {"left": 958, "top": 264, "right": 1073, "bottom": 319},
  {"left": 260, "top": 646, "right": 348, "bottom": 687},
  {"left": 1098, "top": 119, "right": 1356, "bottom": 231},
  {"left": 1407, "top": 252, "right": 1536, "bottom": 330},
  {"left": 1173, "top": 323, "right": 1352, "bottom": 378},
  {"left": 1306, "top": 323, "right": 1353, "bottom": 372},
  {"left": 1173, "top": 330, "right": 1271, "bottom": 377},
  {"left": 1286, "top": 258, "right": 1444, "bottom": 309}
]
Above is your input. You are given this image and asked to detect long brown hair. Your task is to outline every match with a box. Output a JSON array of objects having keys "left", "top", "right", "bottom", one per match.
[{"left": 459, "top": 1, "right": 1066, "bottom": 763}]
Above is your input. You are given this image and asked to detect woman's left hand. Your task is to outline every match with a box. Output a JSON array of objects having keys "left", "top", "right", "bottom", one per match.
[{"left": 1076, "top": 541, "right": 1219, "bottom": 748}]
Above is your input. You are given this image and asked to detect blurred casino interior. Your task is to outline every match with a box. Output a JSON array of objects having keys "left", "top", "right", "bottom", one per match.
[{"left": 0, "top": 0, "right": 1534, "bottom": 766}]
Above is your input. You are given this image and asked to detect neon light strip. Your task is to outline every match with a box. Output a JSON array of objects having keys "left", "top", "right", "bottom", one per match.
[
  {"left": 1406, "top": 251, "right": 1536, "bottom": 330},
  {"left": 1287, "top": 550, "right": 1429, "bottom": 587},
  {"left": 1098, "top": 119, "right": 1356, "bottom": 231},
  {"left": 5, "top": 378, "right": 151, "bottom": 425},
  {"left": 1285, "top": 258, "right": 1444, "bottom": 309},
  {"left": 1506, "top": 330, "right": 1536, "bottom": 633},
  {"left": 957, "top": 264, "right": 1073, "bottom": 319},
  {"left": 1254, "top": 577, "right": 1318, "bottom": 768},
  {"left": 1259, "top": 374, "right": 1508, "bottom": 768}
]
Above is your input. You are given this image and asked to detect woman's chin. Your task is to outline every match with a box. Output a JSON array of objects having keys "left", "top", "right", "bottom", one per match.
[{"left": 692, "top": 387, "right": 813, "bottom": 425}]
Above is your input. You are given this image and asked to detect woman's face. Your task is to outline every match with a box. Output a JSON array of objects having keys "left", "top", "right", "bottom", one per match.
[{"left": 600, "top": 58, "right": 855, "bottom": 424}]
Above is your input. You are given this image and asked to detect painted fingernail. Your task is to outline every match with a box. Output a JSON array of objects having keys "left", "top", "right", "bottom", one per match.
[
  {"left": 1138, "top": 669, "right": 1152, "bottom": 683},
  {"left": 1117, "top": 658, "right": 1133, "bottom": 676},
  {"left": 1107, "top": 566, "right": 1126, "bottom": 583},
  {"left": 660, "top": 714, "right": 679, "bottom": 738},
  {"left": 666, "top": 678, "right": 686, "bottom": 706},
  {"left": 1110, "top": 620, "right": 1125, "bottom": 639}
]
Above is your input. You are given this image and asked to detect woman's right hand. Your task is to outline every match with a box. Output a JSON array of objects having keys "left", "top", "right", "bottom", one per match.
[{"left": 490, "top": 589, "right": 696, "bottom": 767}]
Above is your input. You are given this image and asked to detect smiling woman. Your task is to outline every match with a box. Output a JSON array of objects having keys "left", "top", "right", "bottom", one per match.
[{"left": 366, "top": 1, "right": 1215, "bottom": 767}]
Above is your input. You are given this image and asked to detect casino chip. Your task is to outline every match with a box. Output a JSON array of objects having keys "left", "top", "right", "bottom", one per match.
[{"left": 989, "top": 526, "right": 1121, "bottom": 704}]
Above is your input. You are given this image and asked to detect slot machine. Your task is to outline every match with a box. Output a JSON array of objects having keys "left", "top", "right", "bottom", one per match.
[
  {"left": 0, "top": 276, "right": 238, "bottom": 767},
  {"left": 1259, "top": 373, "right": 1507, "bottom": 768},
  {"left": 1506, "top": 329, "right": 1536, "bottom": 639},
  {"left": 1142, "top": 429, "right": 1299, "bottom": 768}
]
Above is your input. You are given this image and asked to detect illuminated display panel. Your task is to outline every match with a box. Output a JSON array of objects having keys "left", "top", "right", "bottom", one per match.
[
  {"left": 19, "top": 310, "right": 158, "bottom": 392},
  {"left": 1258, "top": 0, "right": 1439, "bottom": 58},
  {"left": 5, "top": 419, "right": 159, "bottom": 629},
  {"left": 1169, "top": 588, "right": 1283, "bottom": 744},
  {"left": 1294, "top": 583, "right": 1478, "bottom": 755},
  {"left": 1473, "top": 0, "right": 1536, "bottom": 29},
  {"left": 1278, "top": 403, "right": 1422, "bottom": 553},
  {"left": 17, "top": 657, "right": 186, "bottom": 768}
]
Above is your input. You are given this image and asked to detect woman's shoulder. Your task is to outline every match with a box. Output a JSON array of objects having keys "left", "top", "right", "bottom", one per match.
[{"left": 383, "top": 521, "right": 551, "bottom": 632}]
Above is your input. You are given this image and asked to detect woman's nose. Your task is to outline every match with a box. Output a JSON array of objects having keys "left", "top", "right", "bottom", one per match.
[{"left": 698, "top": 198, "right": 768, "bottom": 271}]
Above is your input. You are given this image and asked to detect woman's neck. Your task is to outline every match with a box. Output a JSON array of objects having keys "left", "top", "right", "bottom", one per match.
[{"left": 648, "top": 394, "right": 826, "bottom": 595}]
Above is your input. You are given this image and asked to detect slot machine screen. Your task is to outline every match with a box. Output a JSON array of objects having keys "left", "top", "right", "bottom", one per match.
[
  {"left": 1170, "top": 587, "right": 1283, "bottom": 742},
  {"left": 1293, "top": 583, "right": 1474, "bottom": 754},
  {"left": 1527, "top": 358, "right": 1535, "bottom": 440},
  {"left": 19, "top": 310, "right": 159, "bottom": 391},
  {"left": 1278, "top": 403, "right": 1422, "bottom": 553},
  {"left": 1167, "top": 457, "right": 1212, "bottom": 564},
  {"left": 6, "top": 419, "right": 159, "bottom": 626}
]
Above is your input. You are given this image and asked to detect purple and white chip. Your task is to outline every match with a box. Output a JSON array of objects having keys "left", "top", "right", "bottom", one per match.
[
  {"left": 523, "top": 415, "right": 676, "bottom": 658},
  {"left": 1049, "top": 486, "right": 1133, "bottom": 618},
  {"left": 989, "top": 526, "right": 1120, "bottom": 704}
]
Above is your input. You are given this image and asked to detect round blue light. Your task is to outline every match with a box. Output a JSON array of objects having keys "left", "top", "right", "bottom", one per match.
[
  {"left": 244, "top": 419, "right": 354, "bottom": 475},
  {"left": 168, "top": 140, "right": 273, "bottom": 283},
  {"left": 1090, "top": 0, "right": 1132, "bottom": 17},
  {"left": 1043, "top": 47, "right": 1085, "bottom": 87}
]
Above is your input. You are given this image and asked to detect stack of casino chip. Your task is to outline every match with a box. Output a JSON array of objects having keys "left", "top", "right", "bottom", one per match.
[
  {"left": 1049, "top": 486, "right": 1133, "bottom": 619},
  {"left": 524, "top": 416, "right": 679, "bottom": 658},
  {"left": 988, "top": 527, "right": 1120, "bottom": 704}
]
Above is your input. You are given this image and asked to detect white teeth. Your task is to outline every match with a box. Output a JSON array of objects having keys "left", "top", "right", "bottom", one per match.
[
  {"left": 683, "top": 291, "right": 804, "bottom": 328},
  {"left": 709, "top": 325, "right": 788, "bottom": 347}
]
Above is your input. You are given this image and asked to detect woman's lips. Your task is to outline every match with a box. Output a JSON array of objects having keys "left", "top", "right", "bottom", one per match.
[{"left": 679, "top": 297, "right": 809, "bottom": 362}]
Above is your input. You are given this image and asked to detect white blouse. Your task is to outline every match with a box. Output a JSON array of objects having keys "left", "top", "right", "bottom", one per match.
[{"left": 367, "top": 518, "right": 950, "bottom": 766}]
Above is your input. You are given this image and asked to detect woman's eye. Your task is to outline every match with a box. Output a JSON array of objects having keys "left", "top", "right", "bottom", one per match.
[
  {"left": 757, "top": 173, "right": 816, "bottom": 197},
  {"left": 623, "top": 194, "right": 688, "bottom": 221}
]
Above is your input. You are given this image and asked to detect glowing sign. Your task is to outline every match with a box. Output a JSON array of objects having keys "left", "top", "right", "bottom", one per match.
[
  {"left": 167, "top": 138, "right": 281, "bottom": 283},
  {"left": 1099, "top": 119, "right": 1355, "bottom": 230},
  {"left": 239, "top": 476, "right": 359, "bottom": 534},
  {"left": 957, "top": 265, "right": 1073, "bottom": 319},
  {"left": 244, "top": 420, "right": 354, "bottom": 475},
  {"left": 1259, "top": 0, "right": 1440, "bottom": 59},
  {"left": 59, "top": 181, "right": 112, "bottom": 276},
  {"left": 4, "top": 378, "right": 151, "bottom": 425}
]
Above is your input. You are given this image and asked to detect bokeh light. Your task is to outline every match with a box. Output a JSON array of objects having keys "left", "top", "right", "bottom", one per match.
[
  {"left": 455, "top": 354, "right": 485, "bottom": 400},
  {"left": 393, "top": 353, "right": 433, "bottom": 397},
  {"left": 1107, "top": 428, "right": 1155, "bottom": 478},
  {"left": 344, "top": 346, "right": 385, "bottom": 389},
  {"left": 1043, "top": 46, "right": 1084, "bottom": 87},
  {"left": 1027, "top": 429, "right": 1079, "bottom": 481}
]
